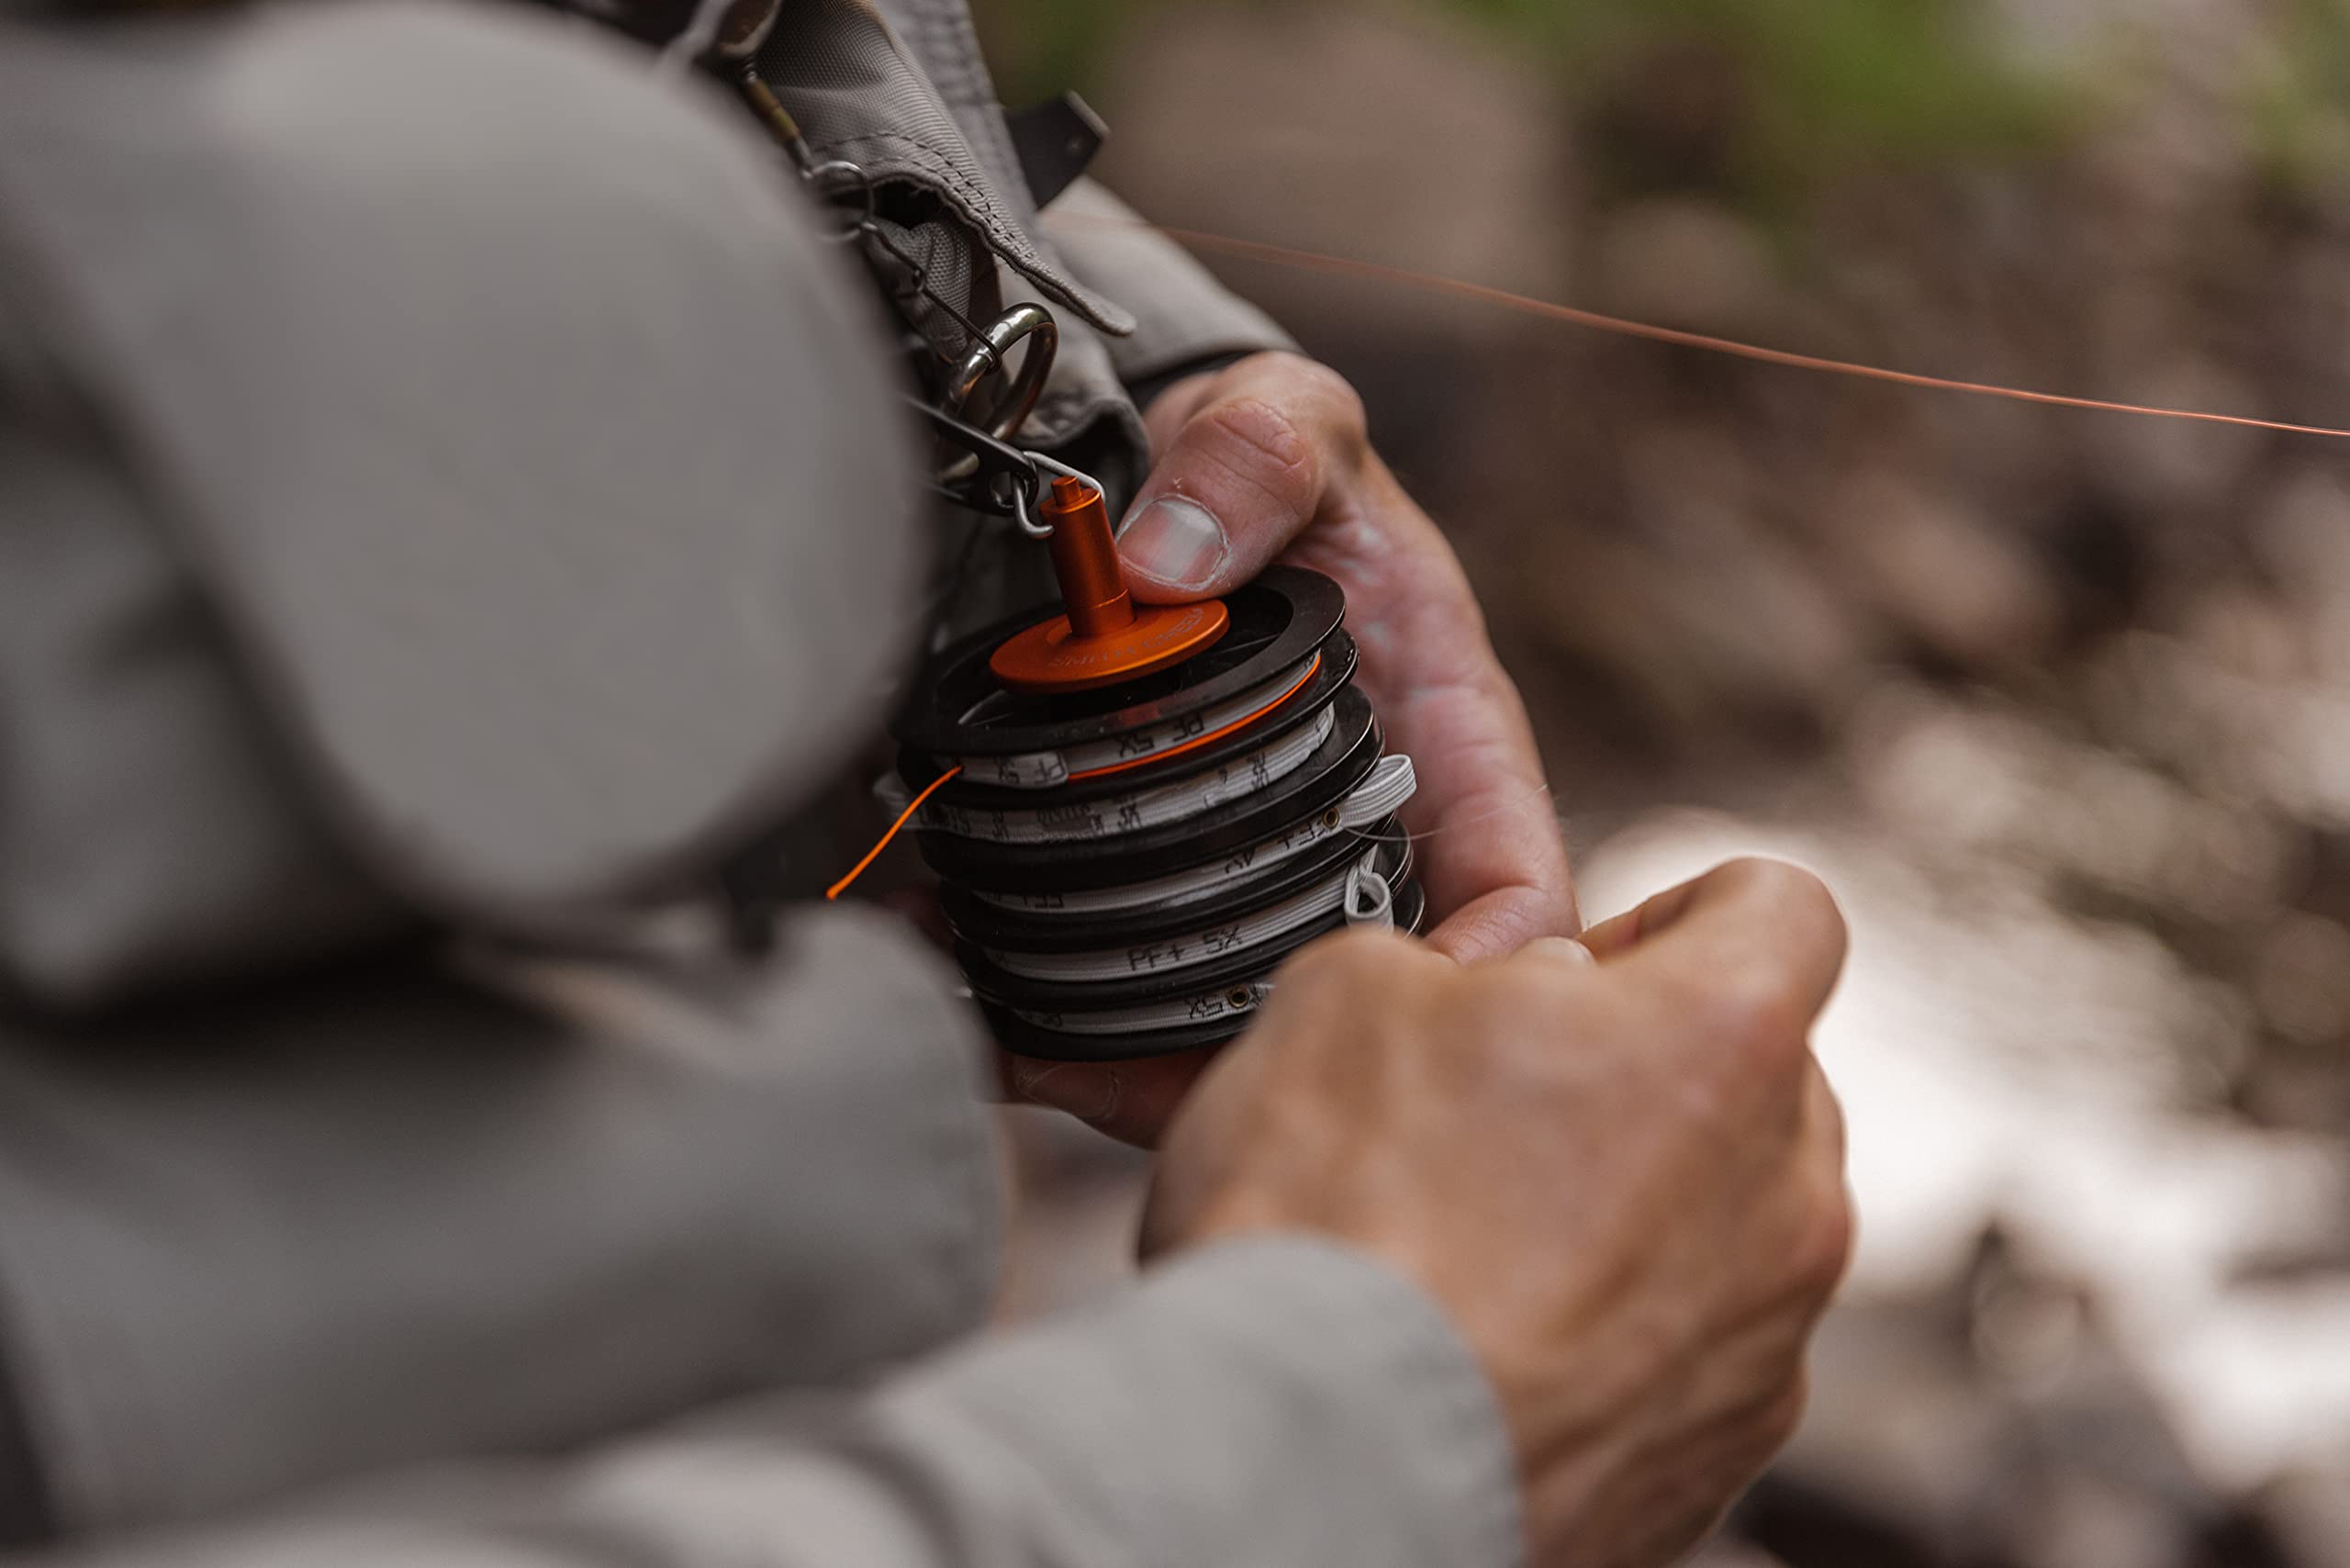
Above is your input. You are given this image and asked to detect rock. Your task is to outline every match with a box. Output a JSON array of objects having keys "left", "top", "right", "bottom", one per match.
[
  {"left": 2080, "top": 356, "right": 2269, "bottom": 521},
  {"left": 2251, "top": 913, "right": 2350, "bottom": 1048},
  {"left": 1825, "top": 468, "right": 2065, "bottom": 672},
  {"left": 1588, "top": 196, "right": 1782, "bottom": 341},
  {"left": 2179, "top": 585, "right": 2308, "bottom": 685},
  {"left": 2258, "top": 1470, "right": 2350, "bottom": 1568},
  {"left": 1092, "top": 3, "right": 1575, "bottom": 347},
  {"left": 2252, "top": 473, "right": 2350, "bottom": 681}
]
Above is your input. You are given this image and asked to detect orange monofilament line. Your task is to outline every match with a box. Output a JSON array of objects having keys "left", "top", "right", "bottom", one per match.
[
  {"left": 1063, "top": 651, "right": 1323, "bottom": 783},
  {"left": 826, "top": 653, "right": 1319, "bottom": 897},
  {"left": 827, "top": 765, "right": 963, "bottom": 901},
  {"left": 1084, "top": 218, "right": 2350, "bottom": 442}
]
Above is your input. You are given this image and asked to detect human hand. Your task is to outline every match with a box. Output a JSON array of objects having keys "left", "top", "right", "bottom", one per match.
[
  {"left": 1118, "top": 353, "right": 1574, "bottom": 958},
  {"left": 1005, "top": 353, "right": 1576, "bottom": 1143},
  {"left": 1143, "top": 858, "right": 1853, "bottom": 1568}
]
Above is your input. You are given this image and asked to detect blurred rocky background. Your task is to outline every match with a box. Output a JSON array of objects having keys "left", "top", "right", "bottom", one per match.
[{"left": 972, "top": 1, "right": 2350, "bottom": 1562}]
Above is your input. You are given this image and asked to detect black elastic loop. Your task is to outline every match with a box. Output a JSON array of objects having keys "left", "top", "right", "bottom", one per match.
[{"left": 909, "top": 398, "right": 1040, "bottom": 520}]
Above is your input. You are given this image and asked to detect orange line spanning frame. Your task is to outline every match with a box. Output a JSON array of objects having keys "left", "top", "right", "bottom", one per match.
[{"left": 1061, "top": 215, "right": 2350, "bottom": 443}]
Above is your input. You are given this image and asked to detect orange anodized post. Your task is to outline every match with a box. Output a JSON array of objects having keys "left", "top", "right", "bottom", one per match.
[
  {"left": 989, "top": 476, "right": 1230, "bottom": 694},
  {"left": 1039, "top": 476, "right": 1136, "bottom": 636}
]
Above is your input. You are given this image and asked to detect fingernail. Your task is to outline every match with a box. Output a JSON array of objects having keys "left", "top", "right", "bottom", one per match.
[
  {"left": 1525, "top": 935, "right": 1597, "bottom": 968},
  {"left": 1120, "top": 497, "right": 1228, "bottom": 590},
  {"left": 1014, "top": 1065, "right": 1123, "bottom": 1126}
]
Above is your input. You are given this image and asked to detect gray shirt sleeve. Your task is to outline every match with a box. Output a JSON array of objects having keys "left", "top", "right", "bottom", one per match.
[
  {"left": 23, "top": 1238, "right": 1522, "bottom": 1568},
  {"left": 1038, "top": 180, "right": 1299, "bottom": 387},
  {"left": 0, "top": 911, "right": 1002, "bottom": 1536}
]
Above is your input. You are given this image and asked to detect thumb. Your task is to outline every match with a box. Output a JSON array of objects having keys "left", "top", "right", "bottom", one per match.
[{"left": 1119, "top": 355, "right": 1368, "bottom": 602}]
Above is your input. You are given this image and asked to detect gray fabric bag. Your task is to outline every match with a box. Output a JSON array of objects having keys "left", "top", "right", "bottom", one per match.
[{"left": 0, "top": 0, "right": 927, "bottom": 1002}]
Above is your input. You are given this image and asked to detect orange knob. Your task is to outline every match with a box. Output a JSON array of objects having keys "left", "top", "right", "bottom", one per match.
[
  {"left": 989, "top": 476, "right": 1230, "bottom": 695},
  {"left": 1039, "top": 476, "right": 1136, "bottom": 637}
]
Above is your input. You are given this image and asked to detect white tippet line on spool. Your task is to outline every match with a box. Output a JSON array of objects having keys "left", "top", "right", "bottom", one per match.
[
  {"left": 972, "top": 755, "right": 1417, "bottom": 916},
  {"left": 1345, "top": 855, "right": 1396, "bottom": 930},
  {"left": 949, "top": 656, "right": 1321, "bottom": 790},
  {"left": 1014, "top": 980, "right": 1273, "bottom": 1036},
  {"left": 1002, "top": 851, "right": 1401, "bottom": 1036},
  {"left": 912, "top": 702, "right": 1339, "bottom": 846},
  {"left": 985, "top": 846, "right": 1401, "bottom": 984}
]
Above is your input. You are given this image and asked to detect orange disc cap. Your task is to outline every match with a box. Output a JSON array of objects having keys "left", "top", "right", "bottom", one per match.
[
  {"left": 990, "top": 599, "right": 1230, "bottom": 693},
  {"left": 990, "top": 474, "right": 1231, "bottom": 693}
]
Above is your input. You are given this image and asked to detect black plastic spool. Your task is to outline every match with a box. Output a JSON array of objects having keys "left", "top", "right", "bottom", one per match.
[
  {"left": 910, "top": 629, "right": 1357, "bottom": 810},
  {"left": 896, "top": 565, "right": 1418, "bottom": 1062},
  {"left": 981, "top": 882, "right": 1427, "bottom": 1063},
  {"left": 940, "top": 813, "right": 1402, "bottom": 951},
  {"left": 959, "top": 839, "right": 1415, "bottom": 1014},
  {"left": 912, "top": 686, "right": 1384, "bottom": 893},
  {"left": 893, "top": 566, "right": 1345, "bottom": 761}
]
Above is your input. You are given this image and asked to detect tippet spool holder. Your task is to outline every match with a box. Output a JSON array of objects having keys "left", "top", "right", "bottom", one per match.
[{"left": 892, "top": 476, "right": 1422, "bottom": 1061}]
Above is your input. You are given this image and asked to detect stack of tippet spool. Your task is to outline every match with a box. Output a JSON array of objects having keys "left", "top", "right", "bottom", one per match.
[{"left": 892, "top": 475, "right": 1420, "bottom": 1062}]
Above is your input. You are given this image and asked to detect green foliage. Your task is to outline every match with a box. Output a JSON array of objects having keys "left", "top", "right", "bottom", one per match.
[
  {"left": 1445, "top": 0, "right": 2074, "bottom": 193},
  {"left": 971, "top": 0, "right": 1147, "bottom": 105},
  {"left": 976, "top": 0, "right": 2076, "bottom": 206},
  {"left": 2247, "top": 0, "right": 2350, "bottom": 195}
]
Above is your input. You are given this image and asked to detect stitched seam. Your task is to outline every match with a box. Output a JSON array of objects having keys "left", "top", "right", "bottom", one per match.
[
  {"left": 808, "top": 129, "right": 1131, "bottom": 331},
  {"left": 805, "top": 129, "right": 1023, "bottom": 240},
  {"left": 904, "top": 3, "right": 1037, "bottom": 222}
]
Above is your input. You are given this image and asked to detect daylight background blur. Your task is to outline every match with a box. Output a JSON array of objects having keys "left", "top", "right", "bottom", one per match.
[{"left": 970, "top": 2, "right": 2350, "bottom": 1563}]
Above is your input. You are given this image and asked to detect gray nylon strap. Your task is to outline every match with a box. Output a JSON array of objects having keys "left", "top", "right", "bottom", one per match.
[
  {"left": 1005, "top": 94, "right": 1109, "bottom": 209},
  {"left": 755, "top": 0, "right": 1134, "bottom": 337}
]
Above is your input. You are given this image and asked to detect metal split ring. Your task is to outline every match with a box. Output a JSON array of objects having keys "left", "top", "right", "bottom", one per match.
[
  {"left": 802, "top": 158, "right": 876, "bottom": 243},
  {"left": 989, "top": 470, "right": 1054, "bottom": 540},
  {"left": 940, "top": 304, "right": 1059, "bottom": 478}
]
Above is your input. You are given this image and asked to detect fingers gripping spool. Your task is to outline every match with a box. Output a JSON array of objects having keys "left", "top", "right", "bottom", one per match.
[
  {"left": 722, "top": 67, "right": 1423, "bottom": 1033},
  {"left": 888, "top": 471, "right": 1427, "bottom": 1061}
]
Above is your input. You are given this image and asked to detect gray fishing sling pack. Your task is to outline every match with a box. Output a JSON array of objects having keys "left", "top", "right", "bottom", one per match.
[{"left": 0, "top": 0, "right": 929, "bottom": 1011}]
